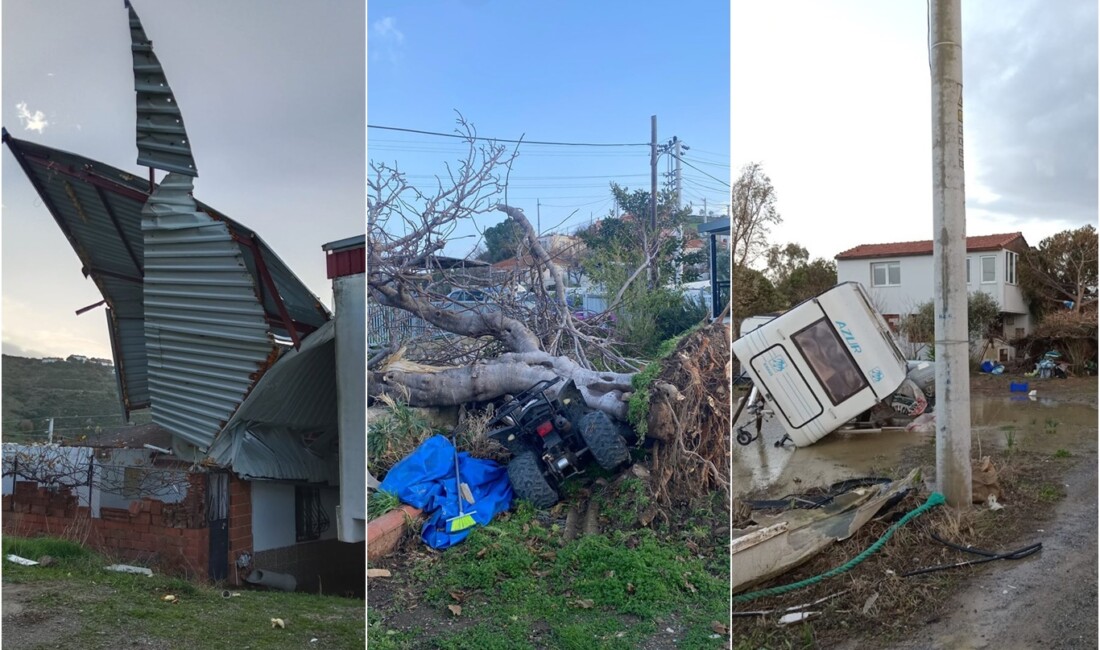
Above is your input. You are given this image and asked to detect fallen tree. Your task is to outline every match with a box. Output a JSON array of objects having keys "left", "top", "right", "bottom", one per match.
[
  {"left": 367, "top": 117, "right": 664, "bottom": 416},
  {"left": 368, "top": 117, "right": 731, "bottom": 512}
]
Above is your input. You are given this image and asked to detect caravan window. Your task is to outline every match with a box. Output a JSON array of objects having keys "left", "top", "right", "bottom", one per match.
[{"left": 791, "top": 319, "right": 868, "bottom": 406}]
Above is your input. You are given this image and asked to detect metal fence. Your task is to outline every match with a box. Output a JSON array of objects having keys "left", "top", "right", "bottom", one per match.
[{"left": 368, "top": 303, "right": 445, "bottom": 349}]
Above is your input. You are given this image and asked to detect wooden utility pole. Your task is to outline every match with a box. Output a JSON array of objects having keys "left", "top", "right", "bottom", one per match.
[{"left": 930, "top": 0, "right": 972, "bottom": 506}]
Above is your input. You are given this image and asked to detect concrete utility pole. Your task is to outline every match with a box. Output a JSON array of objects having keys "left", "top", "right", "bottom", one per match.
[
  {"left": 929, "top": 0, "right": 972, "bottom": 506},
  {"left": 649, "top": 115, "right": 658, "bottom": 231},
  {"left": 672, "top": 136, "right": 683, "bottom": 211}
]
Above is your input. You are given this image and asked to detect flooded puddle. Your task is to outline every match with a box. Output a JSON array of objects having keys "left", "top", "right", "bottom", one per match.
[{"left": 732, "top": 396, "right": 1097, "bottom": 498}]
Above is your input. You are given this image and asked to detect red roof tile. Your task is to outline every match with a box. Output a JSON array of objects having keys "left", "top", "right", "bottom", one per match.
[{"left": 835, "top": 232, "right": 1027, "bottom": 260}]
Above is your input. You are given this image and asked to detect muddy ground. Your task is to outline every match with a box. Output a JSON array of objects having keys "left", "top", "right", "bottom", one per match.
[{"left": 731, "top": 374, "right": 1097, "bottom": 649}]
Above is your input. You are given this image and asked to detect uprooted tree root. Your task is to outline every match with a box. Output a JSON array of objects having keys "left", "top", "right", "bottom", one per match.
[{"left": 643, "top": 320, "right": 731, "bottom": 514}]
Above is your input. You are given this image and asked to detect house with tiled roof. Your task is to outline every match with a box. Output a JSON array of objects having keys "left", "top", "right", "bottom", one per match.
[{"left": 835, "top": 233, "right": 1033, "bottom": 358}]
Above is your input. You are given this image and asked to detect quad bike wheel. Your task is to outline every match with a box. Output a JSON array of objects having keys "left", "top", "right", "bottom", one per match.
[
  {"left": 507, "top": 451, "right": 559, "bottom": 508},
  {"left": 578, "top": 411, "right": 631, "bottom": 471}
]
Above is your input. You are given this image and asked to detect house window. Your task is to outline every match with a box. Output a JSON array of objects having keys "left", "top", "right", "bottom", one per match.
[
  {"left": 871, "top": 261, "right": 901, "bottom": 287},
  {"left": 1015, "top": 327, "right": 1025, "bottom": 339},
  {"left": 981, "top": 255, "right": 996, "bottom": 283},
  {"left": 1005, "top": 251, "right": 1018, "bottom": 285},
  {"left": 966, "top": 258, "right": 971, "bottom": 284},
  {"left": 294, "top": 486, "right": 330, "bottom": 542}
]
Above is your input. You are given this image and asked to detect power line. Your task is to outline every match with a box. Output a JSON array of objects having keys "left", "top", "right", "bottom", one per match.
[
  {"left": 368, "top": 124, "right": 649, "bottom": 147},
  {"left": 673, "top": 154, "right": 730, "bottom": 187}
]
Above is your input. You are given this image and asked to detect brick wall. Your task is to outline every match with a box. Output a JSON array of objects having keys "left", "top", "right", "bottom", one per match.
[
  {"left": 227, "top": 474, "right": 253, "bottom": 585},
  {"left": 3, "top": 480, "right": 209, "bottom": 579}
]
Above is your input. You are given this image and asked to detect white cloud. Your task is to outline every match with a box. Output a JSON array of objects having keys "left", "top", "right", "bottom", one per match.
[
  {"left": 371, "top": 17, "right": 405, "bottom": 64},
  {"left": 373, "top": 17, "right": 404, "bottom": 43},
  {"left": 15, "top": 102, "right": 48, "bottom": 133}
]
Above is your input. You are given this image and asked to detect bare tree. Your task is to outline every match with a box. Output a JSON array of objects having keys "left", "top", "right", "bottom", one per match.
[
  {"left": 729, "top": 163, "right": 782, "bottom": 275},
  {"left": 367, "top": 118, "right": 640, "bottom": 418}
]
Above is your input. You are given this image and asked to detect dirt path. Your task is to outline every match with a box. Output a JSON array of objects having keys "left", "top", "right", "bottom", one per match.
[{"left": 840, "top": 452, "right": 1098, "bottom": 650}]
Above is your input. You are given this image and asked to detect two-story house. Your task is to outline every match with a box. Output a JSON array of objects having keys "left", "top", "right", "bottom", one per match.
[{"left": 835, "top": 233, "right": 1032, "bottom": 359}]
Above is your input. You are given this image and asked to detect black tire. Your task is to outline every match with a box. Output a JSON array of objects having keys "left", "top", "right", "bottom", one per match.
[
  {"left": 507, "top": 452, "right": 559, "bottom": 508},
  {"left": 578, "top": 411, "right": 631, "bottom": 470}
]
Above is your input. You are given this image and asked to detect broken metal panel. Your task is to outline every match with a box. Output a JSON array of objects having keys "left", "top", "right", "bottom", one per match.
[
  {"left": 126, "top": 1, "right": 197, "bottom": 177},
  {"left": 5, "top": 133, "right": 332, "bottom": 454},
  {"left": 207, "top": 319, "right": 339, "bottom": 482},
  {"left": 142, "top": 172, "right": 276, "bottom": 450},
  {"left": 230, "top": 319, "right": 338, "bottom": 428},
  {"left": 106, "top": 309, "right": 151, "bottom": 414},
  {"left": 208, "top": 423, "right": 337, "bottom": 484}
]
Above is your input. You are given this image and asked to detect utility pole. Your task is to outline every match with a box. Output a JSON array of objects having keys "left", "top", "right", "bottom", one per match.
[
  {"left": 537, "top": 199, "right": 541, "bottom": 236},
  {"left": 930, "top": 0, "right": 972, "bottom": 506},
  {"left": 47, "top": 417, "right": 54, "bottom": 444},
  {"left": 672, "top": 136, "right": 683, "bottom": 211},
  {"left": 649, "top": 116, "right": 658, "bottom": 231},
  {"left": 649, "top": 115, "right": 659, "bottom": 288}
]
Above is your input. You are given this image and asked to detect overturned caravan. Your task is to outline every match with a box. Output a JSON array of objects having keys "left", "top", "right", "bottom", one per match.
[{"left": 733, "top": 282, "right": 931, "bottom": 447}]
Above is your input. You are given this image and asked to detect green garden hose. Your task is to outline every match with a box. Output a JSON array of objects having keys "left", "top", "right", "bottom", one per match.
[{"left": 733, "top": 491, "right": 946, "bottom": 604}]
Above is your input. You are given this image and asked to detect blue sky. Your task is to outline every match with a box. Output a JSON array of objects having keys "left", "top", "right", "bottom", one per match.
[{"left": 367, "top": 1, "right": 731, "bottom": 256}]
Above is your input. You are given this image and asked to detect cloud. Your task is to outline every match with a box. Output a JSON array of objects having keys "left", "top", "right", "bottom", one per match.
[
  {"left": 964, "top": 0, "right": 1097, "bottom": 228},
  {"left": 370, "top": 17, "right": 405, "bottom": 64},
  {"left": 15, "top": 101, "right": 49, "bottom": 133}
]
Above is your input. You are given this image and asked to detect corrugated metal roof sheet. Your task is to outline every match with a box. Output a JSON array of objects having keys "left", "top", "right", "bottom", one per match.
[
  {"left": 2, "top": 134, "right": 330, "bottom": 448},
  {"left": 142, "top": 172, "right": 279, "bottom": 449},
  {"left": 126, "top": 1, "right": 198, "bottom": 177},
  {"left": 207, "top": 319, "right": 339, "bottom": 482}
]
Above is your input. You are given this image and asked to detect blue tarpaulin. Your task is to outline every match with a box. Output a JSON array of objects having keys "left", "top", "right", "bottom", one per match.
[{"left": 379, "top": 435, "right": 514, "bottom": 549}]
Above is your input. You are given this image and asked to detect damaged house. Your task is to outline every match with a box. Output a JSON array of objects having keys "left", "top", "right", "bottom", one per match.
[{"left": 2, "top": 2, "right": 365, "bottom": 593}]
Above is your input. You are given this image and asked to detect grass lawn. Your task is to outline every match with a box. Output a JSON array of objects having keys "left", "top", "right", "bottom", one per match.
[
  {"left": 368, "top": 494, "right": 730, "bottom": 650},
  {"left": 1, "top": 536, "right": 364, "bottom": 649}
]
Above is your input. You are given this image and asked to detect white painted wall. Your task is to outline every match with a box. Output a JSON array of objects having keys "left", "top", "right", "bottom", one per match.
[
  {"left": 837, "top": 249, "right": 1031, "bottom": 333},
  {"left": 251, "top": 481, "right": 340, "bottom": 552},
  {"left": 334, "top": 272, "right": 365, "bottom": 543}
]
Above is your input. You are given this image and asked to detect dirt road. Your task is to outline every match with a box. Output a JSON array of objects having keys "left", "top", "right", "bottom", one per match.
[{"left": 852, "top": 453, "right": 1097, "bottom": 650}]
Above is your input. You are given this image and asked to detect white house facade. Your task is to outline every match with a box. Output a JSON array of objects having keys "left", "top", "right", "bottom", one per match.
[{"left": 835, "top": 233, "right": 1032, "bottom": 355}]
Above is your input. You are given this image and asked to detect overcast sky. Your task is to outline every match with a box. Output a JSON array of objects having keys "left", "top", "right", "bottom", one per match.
[
  {"left": 367, "top": 0, "right": 731, "bottom": 257},
  {"left": 732, "top": 0, "right": 1097, "bottom": 263},
  {"left": 2, "top": 1, "right": 365, "bottom": 359}
]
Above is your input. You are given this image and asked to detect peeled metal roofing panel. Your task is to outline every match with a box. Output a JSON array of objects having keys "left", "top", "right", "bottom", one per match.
[
  {"left": 208, "top": 423, "right": 337, "bottom": 484},
  {"left": 107, "top": 311, "right": 151, "bottom": 410},
  {"left": 142, "top": 172, "right": 278, "bottom": 450},
  {"left": 126, "top": 1, "right": 197, "bottom": 177},
  {"left": 206, "top": 319, "right": 338, "bottom": 481}
]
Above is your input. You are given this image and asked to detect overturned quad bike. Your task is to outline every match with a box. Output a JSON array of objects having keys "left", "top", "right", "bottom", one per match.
[{"left": 486, "top": 377, "right": 635, "bottom": 508}]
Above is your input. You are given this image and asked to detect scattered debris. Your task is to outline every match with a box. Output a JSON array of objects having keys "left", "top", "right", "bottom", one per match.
[
  {"left": 862, "top": 592, "right": 880, "bottom": 615},
  {"left": 447, "top": 604, "right": 462, "bottom": 617},
  {"left": 987, "top": 495, "right": 1005, "bottom": 511},
  {"left": 366, "top": 568, "right": 392, "bottom": 578},
  {"left": 270, "top": 618, "right": 286, "bottom": 629},
  {"left": 105, "top": 564, "right": 153, "bottom": 577},
  {"left": 573, "top": 599, "right": 595, "bottom": 609},
  {"left": 37, "top": 555, "right": 56, "bottom": 567},
  {"left": 710, "top": 621, "right": 728, "bottom": 636},
  {"left": 972, "top": 456, "right": 1002, "bottom": 504},
  {"left": 778, "top": 611, "right": 820, "bottom": 625},
  {"left": 162, "top": 595, "right": 178, "bottom": 604},
  {"left": 6, "top": 555, "right": 39, "bottom": 566}
]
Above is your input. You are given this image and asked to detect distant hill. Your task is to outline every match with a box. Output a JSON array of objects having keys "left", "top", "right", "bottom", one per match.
[{"left": 2, "top": 355, "right": 150, "bottom": 443}]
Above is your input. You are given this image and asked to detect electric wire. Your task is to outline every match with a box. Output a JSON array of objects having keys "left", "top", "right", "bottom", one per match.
[{"left": 368, "top": 124, "right": 649, "bottom": 147}]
